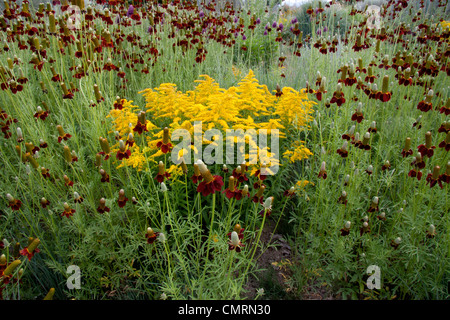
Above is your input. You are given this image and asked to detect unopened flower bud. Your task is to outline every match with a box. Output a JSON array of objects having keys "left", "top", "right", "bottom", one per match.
[
  {"left": 230, "top": 231, "right": 240, "bottom": 247},
  {"left": 425, "top": 131, "right": 432, "bottom": 148},
  {"left": 17, "top": 127, "right": 23, "bottom": 142},
  {"left": 242, "top": 185, "right": 249, "bottom": 197},
  {"left": 119, "top": 140, "right": 126, "bottom": 152},
  {"left": 158, "top": 232, "right": 166, "bottom": 243},
  {"left": 428, "top": 224, "right": 435, "bottom": 234},
  {"left": 263, "top": 196, "right": 274, "bottom": 210},
  {"left": 344, "top": 221, "right": 351, "bottom": 230}
]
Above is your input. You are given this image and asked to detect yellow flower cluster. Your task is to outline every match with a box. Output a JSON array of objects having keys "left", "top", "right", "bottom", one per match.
[
  {"left": 441, "top": 20, "right": 450, "bottom": 30},
  {"left": 108, "top": 70, "right": 315, "bottom": 171},
  {"left": 283, "top": 142, "right": 314, "bottom": 163}
]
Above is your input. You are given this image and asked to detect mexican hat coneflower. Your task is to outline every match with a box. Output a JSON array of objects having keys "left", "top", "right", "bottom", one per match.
[
  {"left": 330, "top": 83, "right": 345, "bottom": 106},
  {"left": 318, "top": 161, "right": 327, "bottom": 179},
  {"left": 337, "top": 141, "right": 349, "bottom": 158},
  {"left": 116, "top": 140, "right": 131, "bottom": 160},
  {"left": 190, "top": 163, "right": 203, "bottom": 184},
  {"left": 351, "top": 102, "right": 364, "bottom": 123},
  {"left": 33, "top": 106, "right": 49, "bottom": 121},
  {"left": 73, "top": 192, "right": 83, "bottom": 204},
  {"left": 283, "top": 186, "right": 296, "bottom": 198},
  {"left": 40, "top": 197, "right": 50, "bottom": 209},
  {"left": 97, "top": 198, "right": 110, "bottom": 214},
  {"left": 196, "top": 160, "right": 224, "bottom": 197},
  {"left": 60, "top": 82, "right": 73, "bottom": 99},
  {"left": 156, "top": 127, "right": 173, "bottom": 154},
  {"left": 342, "top": 125, "right": 356, "bottom": 141},
  {"left": 232, "top": 163, "right": 249, "bottom": 183},
  {"left": 377, "top": 212, "right": 386, "bottom": 221},
  {"left": 381, "top": 160, "right": 391, "bottom": 171},
  {"left": 391, "top": 237, "right": 401, "bottom": 249},
  {"left": 338, "top": 191, "right": 348, "bottom": 206},
  {"left": 408, "top": 152, "right": 425, "bottom": 181},
  {"left": 61, "top": 202, "right": 75, "bottom": 218},
  {"left": 359, "top": 132, "right": 371, "bottom": 150},
  {"left": 1, "top": 259, "right": 21, "bottom": 284},
  {"left": 155, "top": 161, "right": 170, "bottom": 183},
  {"left": 365, "top": 165, "right": 374, "bottom": 176},
  {"left": 368, "top": 121, "right": 377, "bottom": 134},
  {"left": 340, "top": 221, "right": 351, "bottom": 236},
  {"left": 260, "top": 196, "right": 274, "bottom": 216},
  {"left": 117, "top": 189, "right": 128, "bottom": 208},
  {"left": 20, "top": 238, "right": 40, "bottom": 261},
  {"left": 368, "top": 196, "right": 379, "bottom": 213},
  {"left": 426, "top": 166, "right": 443, "bottom": 189},
  {"left": 99, "top": 168, "right": 110, "bottom": 183},
  {"left": 6, "top": 193, "right": 22, "bottom": 211},
  {"left": 145, "top": 227, "right": 160, "bottom": 244},
  {"left": 438, "top": 121, "right": 450, "bottom": 134},
  {"left": 56, "top": 125, "right": 71, "bottom": 143},
  {"left": 253, "top": 162, "right": 267, "bottom": 182},
  {"left": 63, "top": 174, "right": 74, "bottom": 187},
  {"left": 417, "top": 131, "right": 435, "bottom": 158},
  {"left": 93, "top": 84, "right": 104, "bottom": 103},
  {"left": 227, "top": 224, "right": 245, "bottom": 245},
  {"left": 401, "top": 137, "right": 413, "bottom": 157},
  {"left": 133, "top": 111, "right": 148, "bottom": 135},
  {"left": 377, "top": 75, "right": 392, "bottom": 102},
  {"left": 417, "top": 89, "right": 434, "bottom": 112},
  {"left": 438, "top": 132, "right": 450, "bottom": 152},
  {"left": 224, "top": 176, "right": 237, "bottom": 200},
  {"left": 426, "top": 224, "right": 437, "bottom": 239},
  {"left": 228, "top": 231, "right": 244, "bottom": 252},
  {"left": 63, "top": 145, "right": 77, "bottom": 163},
  {"left": 439, "top": 162, "right": 450, "bottom": 184},
  {"left": 360, "top": 220, "right": 371, "bottom": 236},
  {"left": 438, "top": 97, "right": 450, "bottom": 115},
  {"left": 252, "top": 185, "right": 265, "bottom": 204},
  {"left": 98, "top": 137, "right": 111, "bottom": 160}
]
